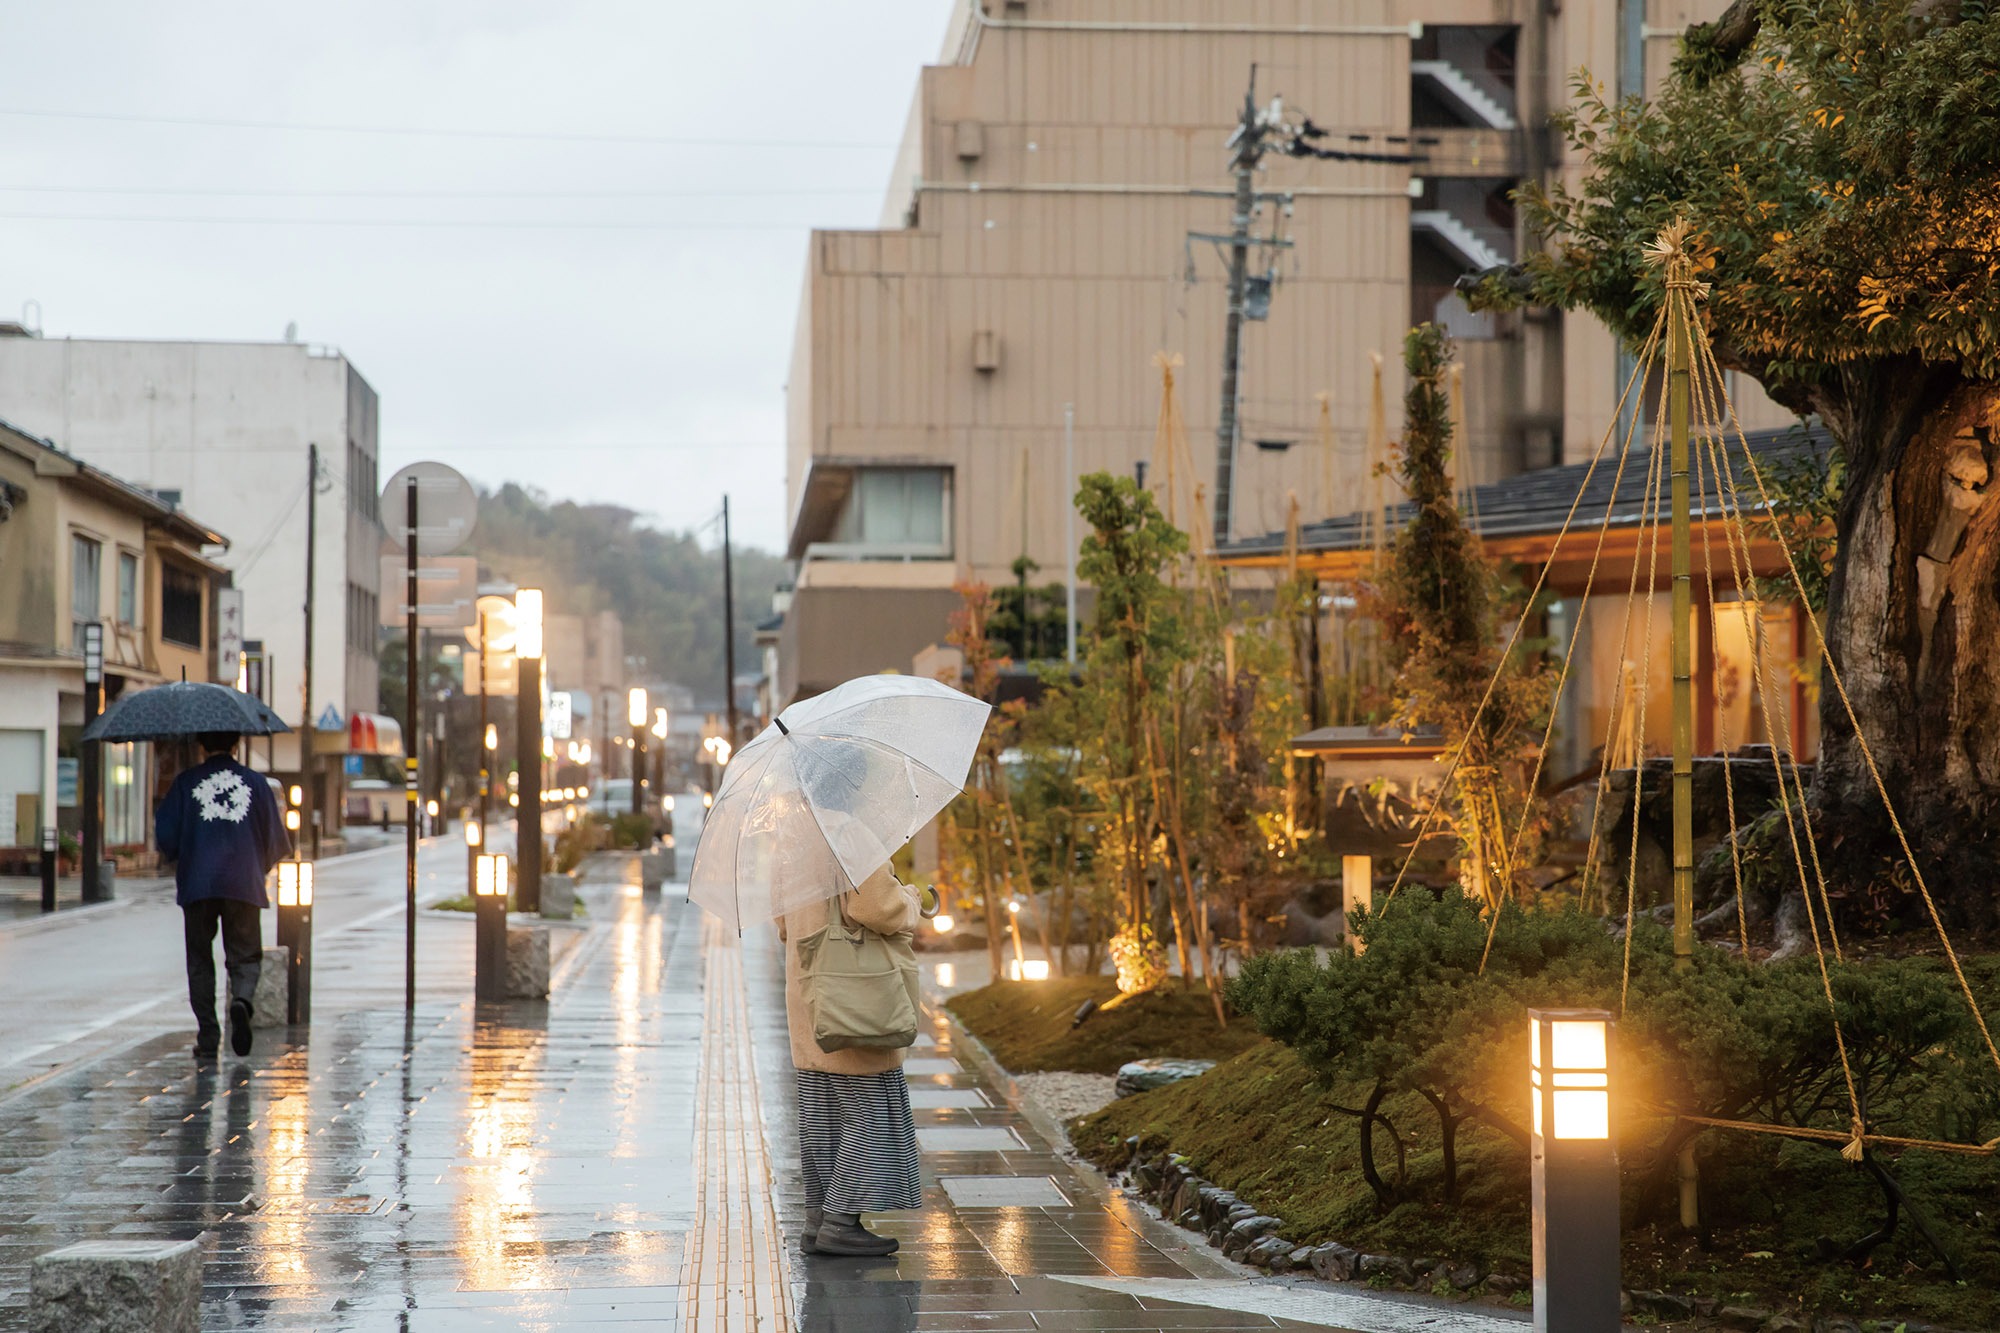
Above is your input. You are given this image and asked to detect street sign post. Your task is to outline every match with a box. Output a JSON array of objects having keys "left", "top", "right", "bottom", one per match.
[
  {"left": 380, "top": 462, "right": 477, "bottom": 557},
  {"left": 378, "top": 555, "right": 478, "bottom": 629},
  {"left": 380, "top": 461, "right": 476, "bottom": 1011}
]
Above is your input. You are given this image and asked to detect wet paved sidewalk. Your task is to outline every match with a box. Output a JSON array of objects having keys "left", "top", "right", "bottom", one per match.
[{"left": 0, "top": 856, "right": 1519, "bottom": 1332}]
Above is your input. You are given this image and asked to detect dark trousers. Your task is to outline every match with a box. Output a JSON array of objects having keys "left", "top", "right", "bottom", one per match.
[{"left": 183, "top": 899, "right": 262, "bottom": 1043}]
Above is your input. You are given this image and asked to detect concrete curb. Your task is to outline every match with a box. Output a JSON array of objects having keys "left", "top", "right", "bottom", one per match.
[{"left": 0, "top": 896, "right": 145, "bottom": 938}]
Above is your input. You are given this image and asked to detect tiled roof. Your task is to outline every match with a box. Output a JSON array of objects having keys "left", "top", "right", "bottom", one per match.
[{"left": 1220, "top": 422, "right": 1834, "bottom": 558}]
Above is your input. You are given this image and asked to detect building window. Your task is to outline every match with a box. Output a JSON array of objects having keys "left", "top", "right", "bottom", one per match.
[
  {"left": 117, "top": 551, "right": 140, "bottom": 626},
  {"left": 162, "top": 565, "right": 203, "bottom": 648},
  {"left": 70, "top": 534, "right": 102, "bottom": 653},
  {"left": 828, "top": 468, "right": 951, "bottom": 554},
  {"left": 346, "top": 580, "right": 379, "bottom": 654}
]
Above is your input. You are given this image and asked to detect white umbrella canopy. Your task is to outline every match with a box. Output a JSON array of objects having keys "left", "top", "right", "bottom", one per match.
[{"left": 687, "top": 675, "right": 993, "bottom": 930}]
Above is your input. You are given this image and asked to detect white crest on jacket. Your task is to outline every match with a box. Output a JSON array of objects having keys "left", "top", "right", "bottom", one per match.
[{"left": 193, "top": 770, "right": 253, "bottom": 824}]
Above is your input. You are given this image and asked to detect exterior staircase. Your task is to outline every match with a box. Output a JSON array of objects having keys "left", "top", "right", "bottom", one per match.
[
  {"left": 1411, "top": 59, "right": 1517, "bottom": 130},
  {"left": 1411, "top": 209, "right": 1509, "bottom": 273}
]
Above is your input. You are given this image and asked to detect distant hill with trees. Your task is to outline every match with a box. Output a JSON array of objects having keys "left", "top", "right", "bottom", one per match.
[{"left": 467, "top": 482, "right": 787, "bottom": 702}]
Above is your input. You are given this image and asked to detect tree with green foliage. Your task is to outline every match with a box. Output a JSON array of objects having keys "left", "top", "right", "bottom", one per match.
[
  {"left": 1367, "top": 325, "right": 1548, "bottom": 901},
  {"left": 1073, "top": 473, "right": 1192, "bottom": 975},
  {"left": 1468, "top": 1, "right": 2000, "bottom": 924}
]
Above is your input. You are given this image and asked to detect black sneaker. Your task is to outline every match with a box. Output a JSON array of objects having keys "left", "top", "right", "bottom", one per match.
[
  {"left": 228, "top": 998, "right": 253, "bottom": 1057},
  {"left": 193, "top": 1039, "right": 219, "bottom": 1061}
]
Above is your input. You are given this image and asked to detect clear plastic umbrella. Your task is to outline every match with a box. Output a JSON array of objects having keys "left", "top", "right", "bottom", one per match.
[{"left": 688, "top": 675, "right": 992, "bottom": 930}]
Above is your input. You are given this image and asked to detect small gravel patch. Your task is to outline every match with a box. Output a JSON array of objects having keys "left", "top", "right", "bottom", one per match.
[{"left": 1015, "top": 1071, "right": 1118, "bottom": 1126}]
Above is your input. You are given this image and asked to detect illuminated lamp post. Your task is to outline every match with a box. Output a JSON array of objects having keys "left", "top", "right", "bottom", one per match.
[
  {"left": 514, "top": 588, "right": 543, "bottom": 912},
  {"left": 464, "top": 818, "right": 481, "bottom": 895},
  {"left": 1004, "top": 896, "right": 1047, "bottom": 980},
  {"left": 274, "top": 859, "right": 314, "bottom": 1025},
  {"left": 473, "top": 852, "right": 510, "bottom": 1001},
  {"left": 1528, "top": 1008, "right": 1620, "bottom": 1333},
  {"left": 628, "top": 687, "right": 648, "bottom": 817}
]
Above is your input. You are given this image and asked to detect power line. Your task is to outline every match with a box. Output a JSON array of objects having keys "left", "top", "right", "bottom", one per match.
[
  {"left": 0, "top": 211, "right": 835, "bottom": 231},
  {"left": 0, "top": 105, "right": 895, "bottom": 151},
  {"left": 0, "top": 183, "right": 880, "bottom": 201}
]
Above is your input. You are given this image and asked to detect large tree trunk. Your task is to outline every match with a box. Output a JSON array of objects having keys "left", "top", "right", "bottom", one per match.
[{"left": 1807, "top": 362, "right": 2000, "bottom": 929}]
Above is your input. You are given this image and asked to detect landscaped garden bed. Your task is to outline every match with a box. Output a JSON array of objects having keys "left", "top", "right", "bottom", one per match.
[
  {"left": 1064, "top": 893, "right": 2000, "bottom": 1332},
  {"left": 944, "top": 975, "right": 1262, "bottom": 1076}
]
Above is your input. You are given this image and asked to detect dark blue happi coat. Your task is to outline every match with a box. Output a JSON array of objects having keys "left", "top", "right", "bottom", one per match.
[{"left": 155, "top": 755, "right": 294, "bottom": 907}]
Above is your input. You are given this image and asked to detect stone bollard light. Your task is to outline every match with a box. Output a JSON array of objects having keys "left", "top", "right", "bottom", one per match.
[
  {"left": 473, "top": 852, "right": 510, "bottom": 1001},
  {"left": 274, "top": 859, "right": 314, "bottom": 1025},
  {"left": 1529, "top": 1007, "right": 1620, "bottom": 1333}
]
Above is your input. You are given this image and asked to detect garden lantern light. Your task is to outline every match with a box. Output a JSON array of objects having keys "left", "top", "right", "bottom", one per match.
[
  {"left": 473, "top": 852, "right": 509, "bottom": 1000},
  {"left": 1528, "top": 1007, "right": 1620, "bottom": 1333},
  {"left": 274, "top": 859, "right": 314, "bottom": 1024}
]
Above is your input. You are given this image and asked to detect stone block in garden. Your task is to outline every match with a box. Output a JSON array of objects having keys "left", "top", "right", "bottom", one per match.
[
  {"left": 1358, "top": 1253, "right": 1416, "bottom": 1284},
  {"left": 539, "top": 873, "right": 576, "bottom": 920},
  {"left": 639, "top": 850, "right": 673, "bottom": 891},
  {"left": 1114, "top": 1057, "right": 1217, "bottom": 1098},
  {"left": 505, "top": 927, "right": 550, "bottom": 998},
  {"left": 1309, "top": 1242, "right": 1360, "bottom": 1281},
  {"left": 30, "top": 1239, "right": 199, "bottom": 1333},
  {"left": 251, "top": 947, "right": 290, "bottom": 1028},
  {"left": 1244, "top": 1236, "right": 1293, "bottom": 1268}
]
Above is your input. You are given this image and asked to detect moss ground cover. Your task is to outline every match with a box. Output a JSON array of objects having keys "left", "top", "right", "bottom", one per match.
[
  {"left": 1069, "top": 1005, "right": 2000, "bottom": 1327},
  {"left": 944, "top": 977, "right": 1261, "bottom": 1077}
]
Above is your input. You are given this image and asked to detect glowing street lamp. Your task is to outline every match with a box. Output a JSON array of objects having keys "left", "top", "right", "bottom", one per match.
[
  {"left": 473, "top": 852, "right": 510, "bottom": 1001},
  {"left": 274, "top": 859, "right": 314, "bottom": 1023},
  {"left": 513, "top": 588, "right": 544, "bottom": 913},
  {"left": 627, "top": 687, "right": 649, "bottom": 817},
  {"left": 1528, "top": 1008, "right": 1619, "bottom": 1333}
]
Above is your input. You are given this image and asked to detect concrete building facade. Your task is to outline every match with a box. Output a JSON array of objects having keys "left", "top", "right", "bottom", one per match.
[
  {"left": 0, "top": 334, "right": 384, "bottom": 759},
  {"left": 0, "top": 419, "right": 229, "bottom": 865},
  {"left": 778, "top": 0, "right": 1794, "bottom": 703}
]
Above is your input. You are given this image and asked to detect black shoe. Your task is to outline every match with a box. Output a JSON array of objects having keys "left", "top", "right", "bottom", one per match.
[
  {"left": 193, "top": 1040, "right": 219, "bottom": 1061},
  {"left": 228, "top": 998, "right": 253, "bottom": 1057},
  {"left": 813, "top": 1220, "right": 898, "bottom": 1257},
  {"left": 799, "top": 1209, "right": 824, "bottom": 1255}
]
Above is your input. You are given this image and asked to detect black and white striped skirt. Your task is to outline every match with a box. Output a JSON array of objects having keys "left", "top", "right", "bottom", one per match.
[{"left": 795, "top": 1068, "right": 923, "bottom": 1215}]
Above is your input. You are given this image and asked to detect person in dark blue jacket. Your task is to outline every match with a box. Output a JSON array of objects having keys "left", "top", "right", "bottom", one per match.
[{"left": 156, "top": 731, "right": 293, "bottom": 1059}]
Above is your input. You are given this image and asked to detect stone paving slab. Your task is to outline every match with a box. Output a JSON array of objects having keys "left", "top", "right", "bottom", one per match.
[{"left": 0, "top": 849, "right": 1498, "bottom": 1332}]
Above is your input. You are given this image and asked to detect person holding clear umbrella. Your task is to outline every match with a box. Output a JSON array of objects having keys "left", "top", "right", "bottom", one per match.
[
  {"left": 688, "top": 676, "right": 990, "bottom": 1259},
  {"left": 778, "top": 862, "right": 937, "bottom": 1255}
]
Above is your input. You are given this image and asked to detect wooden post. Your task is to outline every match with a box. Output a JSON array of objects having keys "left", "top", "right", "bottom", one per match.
[{"left": 1341, "top": 855, "right": 1372, "bottom": 953}]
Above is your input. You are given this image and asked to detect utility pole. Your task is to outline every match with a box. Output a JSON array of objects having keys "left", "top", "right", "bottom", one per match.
[
  {"left": 1201, "top": 67, "right": 1424, "bottom": 545},
  {"left": 302, "top": 443, "right": 318, "bottom": 856},
  {"left": 1211, "top": 73, "right": 1258, "bottom": 547},
  {"left": 1064, "top": 402, "right": 1077, "bottom": 669},
  {"left": 477, "top": 609, "right": 490, "bottom": 848},
  {"left": 721, "top": 496, "right": 739, "bottom": 749}
]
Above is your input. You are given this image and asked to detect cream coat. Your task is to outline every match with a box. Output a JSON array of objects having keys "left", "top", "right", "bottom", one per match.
[{"left": 776, "top": 865, "right": 922, "bottom": 1075}]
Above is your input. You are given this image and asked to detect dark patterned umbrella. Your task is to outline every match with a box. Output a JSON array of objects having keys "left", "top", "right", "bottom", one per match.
[{"left": 80, "top": 681, "right": 292, "bottom": 742}]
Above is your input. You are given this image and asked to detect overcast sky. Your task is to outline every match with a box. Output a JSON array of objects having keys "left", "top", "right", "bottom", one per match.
[{"left": 0, "top": 2, "right": 953, "bottom": 553}]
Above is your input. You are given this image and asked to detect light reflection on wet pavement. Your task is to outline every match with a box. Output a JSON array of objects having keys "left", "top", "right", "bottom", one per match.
[{"left": 0, "top": 859, "right": 1367, "bottom": 1331}]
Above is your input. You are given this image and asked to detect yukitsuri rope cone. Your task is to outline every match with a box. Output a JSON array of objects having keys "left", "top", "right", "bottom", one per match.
[{"left": 1393, "top": 219, "right": 2000, "bottom": 1159}]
